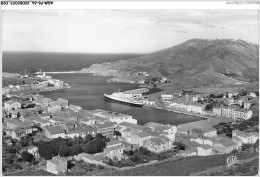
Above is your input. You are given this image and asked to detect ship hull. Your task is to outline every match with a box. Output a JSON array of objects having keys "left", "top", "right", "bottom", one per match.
[{"left": 104, "top": 94, "right": 144, "bottom": 107}]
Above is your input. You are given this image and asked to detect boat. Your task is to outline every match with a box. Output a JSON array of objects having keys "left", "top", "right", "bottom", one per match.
[{"left": 104, "top": 92, "right": 144, "bottom": 107}]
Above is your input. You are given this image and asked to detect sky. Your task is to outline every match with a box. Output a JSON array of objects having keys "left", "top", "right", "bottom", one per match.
[{"left": 3, "top": 10, "right": 259, "bottom": 53}]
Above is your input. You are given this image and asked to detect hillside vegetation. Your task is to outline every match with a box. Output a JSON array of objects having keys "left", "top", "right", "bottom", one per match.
[
  {"left": 102, "top": 152, "right": 258, "bottom": 176},
  {"left": 82, "top": 39, "right": 259, "bottom": 88}
]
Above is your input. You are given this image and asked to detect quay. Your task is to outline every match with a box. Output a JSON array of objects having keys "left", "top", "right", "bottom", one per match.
[
  {"left": 124, "top": 88, "right": 149, "bottom": 94},
  {"left": 36, "top": 71, "right": 78, "bottom": 74},
  {"left": 143, "top": 104, "right": 213, "bottom": 119}
]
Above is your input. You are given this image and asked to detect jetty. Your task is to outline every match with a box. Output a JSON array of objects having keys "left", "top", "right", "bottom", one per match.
[{"left": 36, "top": 71, "right": 77, "bottom": 74}]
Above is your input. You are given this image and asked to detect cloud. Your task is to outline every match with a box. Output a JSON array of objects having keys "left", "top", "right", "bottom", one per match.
[
  {"left": 3, "top": 9, "right": 258, "bottom": 53},
  {"left": 174, "top": 30, "right": 188, "bottom": 34}
]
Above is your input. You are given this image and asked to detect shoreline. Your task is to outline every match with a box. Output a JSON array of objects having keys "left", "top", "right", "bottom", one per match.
[
  {"left": 143, "top": 104, "right": 213, "bottom": 119},
  {"left": 8, "top": 85, "right": 70, "bottom": 95}
]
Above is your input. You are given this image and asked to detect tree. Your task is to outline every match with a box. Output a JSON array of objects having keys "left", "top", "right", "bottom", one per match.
[
  {"left": 21, "top": 151, "right": 34, "bottom": 163},
  {"left": 241, "top": 144, "right": 253, "bottom": 151},
  {"left": 173, "top": 142, "right": 186, "bottom": 151},
  {"left": 58, "top": 145, "right": 70, "bottom": 157},
  {"left": 11, "top": 138, "right": 18, "bottom": 146},
  {"left": 20, "top": 140, "right": 29, "bottom": 147},
  {"left": 205, "top": 103, "right": 214, "bottom": 110},
  {"left": 226, "top": 132, "right": 232, "bottom": 138},
  {"left": 38, "top": 143, "right": 56, "bottom": 160},
  {"left": 113, "top": 131, "right": 122, "bottom": 137},
  {"left": 209, "top": 94, "right": 216, "bottom": 98},
  {"left": 69, "top": 144, "right": 82, "bottom": 156},
  {"left": 96, "top": 133, "right": 104, "bottom": 139},
  {"left": 31, "top": 125, "right": 42, "bottom": 132},
  {"left": 83, "top": 138, "right": 106, "bottom": 154},
  {"left": 139, "top": 147, "right": 151, "bottom": 155},
  {"left": 84, "top": 134, "right": 93, "bottom": 143},
  {"left": 231, "top": 149, "right": 238, "bottom": 153}
]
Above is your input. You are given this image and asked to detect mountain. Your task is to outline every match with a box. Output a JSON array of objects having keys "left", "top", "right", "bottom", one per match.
[{"left": 81, "top": 38, "right": 259, "bottom": 87}]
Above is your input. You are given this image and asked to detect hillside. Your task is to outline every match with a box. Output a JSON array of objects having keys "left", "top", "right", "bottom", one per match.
[
  {"left": 100, "top": 152, "right": 258, "bottom": 176},
  {"left": 81, "top": 39, "right": 259, "bottom": 87}
]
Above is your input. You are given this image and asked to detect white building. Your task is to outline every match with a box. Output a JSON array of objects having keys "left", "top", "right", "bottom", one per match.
[
  {"left": 92, "top": 110, "right": 137, "bottom": 124},
  {"left": 213, "top": 106, "right": 253, "bottom": 120}
]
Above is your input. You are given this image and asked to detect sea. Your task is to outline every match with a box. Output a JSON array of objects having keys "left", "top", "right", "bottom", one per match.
[{"left": 3, "top": 52, "right": 204, "bottom": 125}]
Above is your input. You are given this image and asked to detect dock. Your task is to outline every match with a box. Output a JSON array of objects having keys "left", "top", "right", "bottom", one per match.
[{"left": 124, "top": 88, "right": 149, "bottom": 94}]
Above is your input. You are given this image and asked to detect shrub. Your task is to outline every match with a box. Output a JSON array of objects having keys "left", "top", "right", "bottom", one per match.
[
  {"left": 21, "top": 151, "right": 34, "bottom": 163},
  {"left": 97, "top": 165, "right": 105, "bottom": 169}
]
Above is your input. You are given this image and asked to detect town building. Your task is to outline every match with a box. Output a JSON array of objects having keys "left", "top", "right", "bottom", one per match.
[
  {"left": 94, "top": 122, "right": 117, "bottom": 137},
  {"left": 4, "top": 100, "right": 21, "bottom": 111},
  {"left": 178, "top": 149, "right": 197, "bottom": 157},
  {"left": 27, "top": 145, "right": 39, "bottom": 156},
  {"left": 131, "top": 132, "right": 153, "bottom": 146},
  {"left": 103, "top": 140, "right": 125, "bottom": 160},
  {"left": 197, "top": 145, "right": 213, "bottom": 156},
  {"left": 142, "top": 99, "right": 156, "bottom": 106},
  {"left": 44, "top": 126, "right": 65, "bottom": 139},
  {"left": 46, "top": 156, "right": 67, "bottom": 174},
  {"left": 189, "top": 95, "right": 199, "bottom": 102},
  {"left": 247, "top": 92, "right": 257, "bottom": 98},
  {"left": 11, "top": 128, "right": 27, "bottom": 140},
  {"left": 39, "top": 113, "right": 51, "bottom": 119},
  {"left": 92, "top": 110, "right": 137, "bottom": 124},
  {"left": 7, "top": 110, "right": 19, "bottom": 119},
  {"left": 212, "top": 137, "right": 238, "bottom": 154},
  {"left": 48, "top": 105, "right": 62, "bottom": 114},
  {"left": 6, "top": 120, "right": 34, "bottom": 129},
  {"left": 143, "top": 135, "right": 172, "bottom": 153},
  {"left": 190, "top": 126, "right": 217, "bottom": 138},
  {"left": 32, "top": 118, "right": 51, "bottom": 128},
  {"left": 190, "top": 138, "right": 214, "bottom": 147},
  {"left": 213, "top": 106, "right": 253, "bottom": 120},
  {"left": 118, "top": 122, "right": 145, "bottom": 132},
  {"left": 56, "top": 98, "right": 69, "bottom": 109},
  {"left": 231, "top": 136, "right": 243, "bottom": 148},
  {"left": 144, "top": 122, "right": 177, "bottom": 141},
  {"left": 161, "top": 93, "right": 173, "bottom": 100},
  {"left": 232, "top": 130, "right": 258, "bottom": 144},
  {"left": 244, "top": 102, "right": 251, "bottom": 109}
]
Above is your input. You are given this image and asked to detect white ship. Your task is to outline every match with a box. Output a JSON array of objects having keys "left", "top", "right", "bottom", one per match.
[{"left": 104, "top": 92, "right": 145, "bottom": 107}]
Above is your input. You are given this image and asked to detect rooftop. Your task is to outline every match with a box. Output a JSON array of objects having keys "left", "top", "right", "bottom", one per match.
[
  {"left": 107, "top": 139, "right": 122, "bottom": 147},
  {"left": 8, "top": 120, "right": 33, "bottom": 127},
  {"left": 5, "top": 100, "right": 19, "bottom": 105},
  {"left": 45, "top": 126, "right": 64, "bottom": 135},
  {"left": 215, "top": 137, "right": 237, "bottom": 147},
  {"left": 144, "top": 122, "right": 165, "bottom": 129},
  {"left": 145, "top": 137, "right": 165, "bottom": 145},
  {"left": 119, "top": 122, "right": 145, "bottom": 131},
  {"left": 200, "top": 144, "right": 212, "bottom": 149},
  {"left": 104, "top": 144, "right": 124, "bottom": 152},
  {"left": 94, "top": 122, "right": 116, "bottom": 129},
  {"left": 95, "top": 111, "right": 132, "bottom": 118},
  {"left": 135, "top": 131, "right": 151, "bottom": 138},
  {"left": 178, "top": 118, "right": 233, "bottom": 133},
  {"left": 14, "top": 127, "right": 26, "bottom": 134},
  {"left": 33, "top": 118, "right": 50, "bottom": 124},
  {"left": 158, "top": 135, "right": 171, "bottom": 142},
  {"left": 67, "top": 127, "right": 86, "bottom": 134}
]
